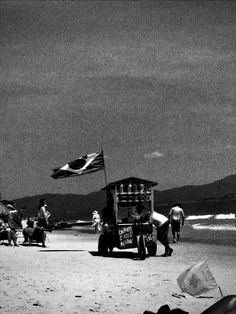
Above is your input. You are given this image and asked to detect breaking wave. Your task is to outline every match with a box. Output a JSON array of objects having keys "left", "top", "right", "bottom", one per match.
[
  {"left": 186, "top": 213, "right": 235, "bottom": 231},
  {"left": 191, "top": 223, "right": 235, "bottom": 231},
  {"left": 186, "top": 213, "right": 235, "bottom": 220}
]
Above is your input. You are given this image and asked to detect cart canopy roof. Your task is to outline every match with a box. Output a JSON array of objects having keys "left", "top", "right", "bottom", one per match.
[{"left": 102, "top": 176, "right": 158, "bottom": 190}]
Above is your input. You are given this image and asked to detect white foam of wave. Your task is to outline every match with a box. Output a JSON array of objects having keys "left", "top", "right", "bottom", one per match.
[
  {"left": 192, "top": 223, "right": 236, "bottom": 231},
  {"left": 186, "top": 213, "right": 235, "bottom": 220},
  {"left": 186, "top": 215, "right": 213, "bottom": 220},
  {"left": 215, "top": 213, "right": 235, "bottom": 220}
]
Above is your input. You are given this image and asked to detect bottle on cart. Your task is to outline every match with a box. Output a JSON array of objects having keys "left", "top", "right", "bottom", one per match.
[
  {"left": 133, "top": 184, "right": 138, "bottom": 193},
  {"left": 128, "top": 182, "right": 132, "bottom": 194},
  {"left": 120, "top": 183, "right": 124, "bottom": 194},
  {"left": 139, "top": 183, "right": 144, "bottom": 193}
]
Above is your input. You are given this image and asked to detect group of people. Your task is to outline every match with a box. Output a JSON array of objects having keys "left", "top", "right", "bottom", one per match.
[
  {"left": 132, "top": 203, "right": 185, "bottom": 257},
  {"left": 0, "top": 198, "right": 51, "bottom": 247},
  {"left": 0, "top": 205, "right": 20, "bottom": 246},
  {"left": 0, "top": 202, "right": 24, "bottom": 246},
  {"left": 22, "top": 199, "right": 51, "bottom": 247},
  {"left": 1, "top": 196, "right": 184, "bottom": 255},
  {"left": 93, "top": 202, "right": 185, "bottom": 257}
]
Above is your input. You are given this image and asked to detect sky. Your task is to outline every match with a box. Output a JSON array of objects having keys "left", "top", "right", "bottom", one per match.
[{"left": 0, "top": 1, "right": 235, "bottom": 200}]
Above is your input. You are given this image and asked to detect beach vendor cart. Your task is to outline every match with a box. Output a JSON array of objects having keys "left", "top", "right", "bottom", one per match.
[{"left": 98, "top": 177, "right": 158, "bottom": 259}]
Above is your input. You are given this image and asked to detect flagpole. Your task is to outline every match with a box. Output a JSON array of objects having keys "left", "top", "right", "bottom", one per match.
[
  {"left": 100, "top": 142, "right": 109, "bottom": 213},
  {"left": 218, "top": 286, "right": 223, "bottom": 297},
  {"left": 100, "top": 142, "right": 108, "bottom": 187}
]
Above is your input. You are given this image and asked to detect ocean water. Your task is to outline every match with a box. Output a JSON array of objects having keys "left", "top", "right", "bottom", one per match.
[
  {"left": 186, "top": 213, "right": 235, "bottom": 231},
  {"left": 69, "top": 214, "right": 236, "bottom": 240},
  {"left": 20, "top": 213, "right": 234, "bottom": 248},
  {"left": 69, "top": 215, "right": 236, "bottom": 247},
  {"left": 180, "top": 213, "right": 236, "bottom": 247}
]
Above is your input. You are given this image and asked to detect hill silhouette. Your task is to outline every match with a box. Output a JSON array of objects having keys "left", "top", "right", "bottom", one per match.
[
  {"left": 12, "top": 174, "right": 236, "bottom": 220},
  {"left": 155, "top": 174, "right": 236, "bottom": 204}
]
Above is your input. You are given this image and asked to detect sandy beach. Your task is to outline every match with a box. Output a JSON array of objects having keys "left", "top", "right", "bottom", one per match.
[{"left": 1, "top": 224, "right": 236, "bottom": 314}]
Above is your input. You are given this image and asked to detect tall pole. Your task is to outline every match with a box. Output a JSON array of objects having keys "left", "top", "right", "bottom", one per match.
[
  {"left": 100, "top": 142, "right": 108, "bottom": 187},
  {"left": 100, "top": 142, "right": 109, "bottom": 212}
]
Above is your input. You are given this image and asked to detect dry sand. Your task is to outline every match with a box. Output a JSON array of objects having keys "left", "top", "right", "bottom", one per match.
[{"left": 1, "top": 226, "right": 236, "bottom": 314}]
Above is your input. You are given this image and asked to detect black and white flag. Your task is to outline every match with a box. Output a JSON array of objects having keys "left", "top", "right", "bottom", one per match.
[{"left": 51, "top": 152, "right": 104, "bottom": 179}]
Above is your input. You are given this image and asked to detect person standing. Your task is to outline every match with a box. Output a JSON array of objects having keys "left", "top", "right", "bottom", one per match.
[
  {"left": 152, "top": 211, "right": 173, "bottom": 257},
  {"left": 37, "top": 199, "right": 50, "bottom": 229},
  {"left": 92, "top": 210, "right": 101, "bottom": 233},
  {"left": 169, "top": 203, "right": 185, "bottom": 243}
]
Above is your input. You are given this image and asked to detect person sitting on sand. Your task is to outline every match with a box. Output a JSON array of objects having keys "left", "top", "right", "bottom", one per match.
[
  {"left": 0, "top": 217, "right": 19, "bottom": 246},
  {"left": 23, "top": 216, "right": 46, "bottom": 247},
  {"left": 23, "top": 216, "right": 36, "bottom": 243},
  {"left": 7, "top": 205, "right": 22, "bottom": 246},
  {"left": 0, "top": 218, "right": 12, "bottom": 245}
]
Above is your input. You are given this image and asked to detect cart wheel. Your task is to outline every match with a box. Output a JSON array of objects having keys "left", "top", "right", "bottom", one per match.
[
  {"left": 137, "top": 235, "right": 146, "bottom": 260},
  {"left": 147, "top": 241, "right": 157, "bottom": 256},
  {"left": 98, "top": 234, "right": 108, "bottom": 256}
]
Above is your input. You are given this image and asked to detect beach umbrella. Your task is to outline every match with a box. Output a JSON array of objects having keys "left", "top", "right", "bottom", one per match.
[{"left": 0, "top": 202, "right": 9, "bottom": 218}]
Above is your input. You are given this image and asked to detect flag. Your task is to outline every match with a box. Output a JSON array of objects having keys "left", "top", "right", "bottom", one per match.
[
  {"left": 51, "top": 152, "right": 104, "bottom": 179},
  {"left": 177, "top": 260, "right": 218, "bottom": 297}
]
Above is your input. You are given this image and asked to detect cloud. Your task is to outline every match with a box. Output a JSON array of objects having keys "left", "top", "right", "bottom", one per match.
[
  {"left": 144, "top": 151, "right": 164, "bottom": 159},
  {"left": 225, "top": 144, "right": 236, "bottom": 150}
]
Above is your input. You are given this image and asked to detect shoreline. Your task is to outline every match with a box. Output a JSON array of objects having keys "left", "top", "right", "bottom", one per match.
[{"left": 52, "top": 221, "right": 236, "bottom": 246}]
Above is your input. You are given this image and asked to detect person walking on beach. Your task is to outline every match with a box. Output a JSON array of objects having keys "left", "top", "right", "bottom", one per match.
[
  {"left": 169, "top": 203, "right": 185, "bottom": 243},
  {"left": 92, "top": 210, "right": 101, "bottom": 233},
  {"left": 152, "top": 211, "right": 173, "bottom": 257}
]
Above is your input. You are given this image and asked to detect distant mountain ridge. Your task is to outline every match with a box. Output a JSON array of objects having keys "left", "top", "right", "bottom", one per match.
[
  {"left": 12, "top": 174, "right": 236, "bottom": 220},
  {"left": 155, "top": 174, "right": 236, "bottom": 204}
]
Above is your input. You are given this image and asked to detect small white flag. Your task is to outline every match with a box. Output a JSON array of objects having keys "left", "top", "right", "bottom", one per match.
[{"left": 177, "top": 260, "right": 218, "bottom": 297}]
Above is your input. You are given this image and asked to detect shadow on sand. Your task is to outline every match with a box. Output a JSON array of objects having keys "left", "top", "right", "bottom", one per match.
[
  {"left": 71, "top": 228, "right": 95, "bottom": 234},
  {"left": 90, "top": 251, "right": 172, "bottom": 260},
  {"left": 90, "top": 251, "right": 156, "bottom": 260},
  {"left": 20, "top": 243, "right": 45, "bottom": 248},
  {"left": 39, "top": 249, "right": 85, "bottom": 252}
]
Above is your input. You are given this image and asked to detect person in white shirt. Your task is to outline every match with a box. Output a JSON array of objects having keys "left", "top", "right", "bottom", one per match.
[
  {"left": 92, "top": 210, "right": 101, "bottom": 233},
  {"left": 169, "top": 203, "right": 185, "bottom": 243},
  {"left": 152, "top": 211, "right": 173, "bottom": 257}
]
